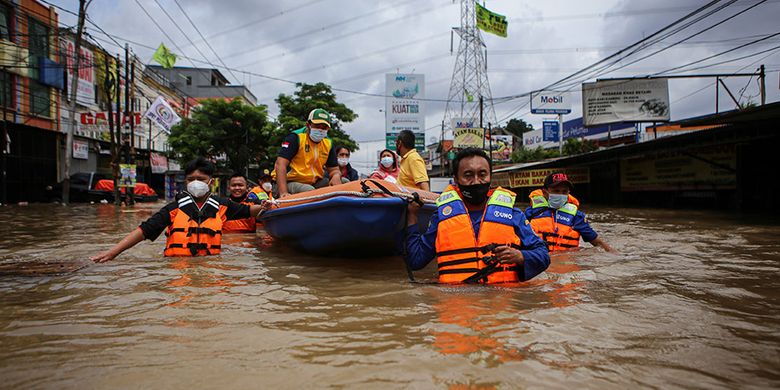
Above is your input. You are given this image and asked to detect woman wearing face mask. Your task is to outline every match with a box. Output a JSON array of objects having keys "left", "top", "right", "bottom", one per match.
[
  {"left": 369, "top": 149, "right": 399, "bottom": 183},
  {"left": 335, "top": 145, "right": 359, "bottom": 183},
  {"left": 403, "top": 148, "right": 551, "bottom": 284},
  {"left": 524, "top": 172, "right": 617, "bottom": 253},
  {"left": 90, "top": 158, "right": 269, "bottom": 263}
]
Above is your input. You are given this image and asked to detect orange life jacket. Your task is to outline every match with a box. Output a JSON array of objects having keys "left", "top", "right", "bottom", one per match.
[
  {"left": 164, "top": 195, "right": 227, "bottom": 256},
  {"left": 222, "top": 192, "right": 261, "bottom": 233},
  {"left": 527, "top": 189, "right": 581, "bottom": 251},
  {"left": 434, "top": 185, "right": 522, "bottom": 284}
]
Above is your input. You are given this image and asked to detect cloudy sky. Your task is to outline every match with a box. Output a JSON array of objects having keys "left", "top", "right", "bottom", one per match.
[{"left": 52, "top": 0, "right": 780, "bottom": 166}]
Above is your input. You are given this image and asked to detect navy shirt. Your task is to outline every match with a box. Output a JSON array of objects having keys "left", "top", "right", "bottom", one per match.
[
  {"left": 277, "top": 131, "right": 338, "bottom": 168},
  {"left": 139, "top": 195, "right": 250, "bottom": 241},
  {"left": 405, "top": 208, "right": 550, "bottom": 281},
  {"left": 523, "top": 206, "right": 598, "bottom": 242}
]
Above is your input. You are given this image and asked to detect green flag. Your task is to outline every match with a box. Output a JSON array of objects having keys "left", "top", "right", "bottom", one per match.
[
  {"left": 465, "top": 88, "right": 474, "bottom": 102},
  {"left": 476, "top": 2, "right": 508, "bottom": 38},
  {"left": 152, "top": 43, "right": 177, "bottom": 69}
]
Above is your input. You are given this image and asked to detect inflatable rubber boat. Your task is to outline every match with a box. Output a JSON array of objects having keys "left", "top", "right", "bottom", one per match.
[{"left": 259, "top": 180, "right": 438, "bottom": 255}]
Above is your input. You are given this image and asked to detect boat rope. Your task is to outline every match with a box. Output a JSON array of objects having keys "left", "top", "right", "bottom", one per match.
[{"left": 269, "top": 181, "right": 436, "bottom": 206}]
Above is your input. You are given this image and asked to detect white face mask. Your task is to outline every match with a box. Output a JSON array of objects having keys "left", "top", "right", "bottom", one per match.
[
  {"left": 548, "top": 193, "right": 568, "bottom": 209},
  {"left": 309, "top": 129, "right": 328, "bottom": 143},
  {"left": 261, "top": 182, "right": 273, "bottom": 192},
  {"left": 187, "top": 180, "right": 210, "bottom": 198},
  {"left": 380, "top": 157, "right": 394, "bottom": 168},
  {"left": 338, "top": 157, "right": 349, "bottom": 167}
]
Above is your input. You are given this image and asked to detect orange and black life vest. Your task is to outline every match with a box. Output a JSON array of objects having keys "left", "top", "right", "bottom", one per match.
[
  {"left": 222, "top": 191, "right": 264, "bottom": 233},
  {"left": 164, "top": 195, "right": 227, "bottom": 256},
  {"left": 434, "top": 185, "right": 522, "bottom": 284},
  {"left": 527, "top": 189, "right": 581, "bottom": 251}
]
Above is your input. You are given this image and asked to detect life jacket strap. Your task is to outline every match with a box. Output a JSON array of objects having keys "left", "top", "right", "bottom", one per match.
[{"left": 436, "top": 243, "right": 522, "bottom": 257}]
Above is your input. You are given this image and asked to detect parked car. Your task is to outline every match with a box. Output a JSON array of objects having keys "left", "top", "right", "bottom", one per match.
[{"left": 45, "top": 172, "right": 107, "bottom": 202}]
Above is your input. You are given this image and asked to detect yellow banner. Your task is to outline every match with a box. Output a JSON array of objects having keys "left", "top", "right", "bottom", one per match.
[
  {"left": 509, "top": 168, "right": 589, "bottom": 188},
  {"left": 476, "top": 2, "right": 508, "bottom": 38},
  {"left": 453, "top": 127, "right": 485, "bottom": 148}
]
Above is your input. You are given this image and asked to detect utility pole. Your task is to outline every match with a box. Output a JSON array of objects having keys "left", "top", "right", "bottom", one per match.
[
  {"left": 759, "top": 64, "right": 766, "bottom": 105},
  {"left": 124, "top": 44, "right": 134, "bottom": 205},
  {"left": 62, "top": 0, "right": 88, "bottom": 205},
  {"left": 1, "top": 91, "right": 7, "bottom": 205},
  {"left": 114, "top": 53, "right": 122, "bottom": 205},
  {"left": 105, "top": 59, "right": 116, "bottom": 203}
]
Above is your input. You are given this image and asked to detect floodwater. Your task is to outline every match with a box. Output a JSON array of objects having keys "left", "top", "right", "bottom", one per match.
[{"left": 0, "top": 202, "right": 779, "bottom": 389}]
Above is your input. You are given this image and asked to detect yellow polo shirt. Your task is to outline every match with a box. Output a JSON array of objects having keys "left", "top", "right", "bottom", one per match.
[{"left": 397, "top": 149, "right": 429, "bottom": 188}]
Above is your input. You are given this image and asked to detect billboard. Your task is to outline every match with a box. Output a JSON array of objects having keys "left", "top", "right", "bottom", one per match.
[
  {"left": 542, "top": 121, "right": 559, "bottom": 142},
  {"left": 582, "top": 78, "right": 670, "bottom": 126},
  {"left": 531, "top": 90, "right": 571, "bottom": 114},
  {"left": 451, "top": 118, "right": 483, "bottom": 148},
  {"left": 385, "top": 74, "right": 425, "bottom": 152},
  {"left": 60, "top": 38, "right": 95, "bottom": 105},
  {"left": 489, "top": 135, "right": 513, "bottom": 162}
]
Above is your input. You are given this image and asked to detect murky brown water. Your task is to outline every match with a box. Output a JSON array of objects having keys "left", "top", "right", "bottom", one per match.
[{"left": 0, "top": 202, "right": 779, "bottom": 389}]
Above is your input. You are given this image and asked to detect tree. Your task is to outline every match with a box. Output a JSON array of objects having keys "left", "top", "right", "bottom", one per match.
[
  {"left": 505, "top": 118, "right": 534, "bottom": 137},
  {"left": 562, "top": 138, "right": 598, "bottom": 155},
  {"left": 168, "top": 99, "right": 274, "bottom": 172},
  {"left": 273, "top": 82, "right": 359, "bottom": 152}
]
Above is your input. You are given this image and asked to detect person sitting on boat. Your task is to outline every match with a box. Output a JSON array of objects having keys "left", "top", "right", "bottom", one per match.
[
  {"left": 223, "top": 172, "right": 265, "bottom": 233},
  {"left": 405, "top": 148, "right": 550, "bottom": 284},
  {"left": 335, "top": 145, "right": 359, "bottom": 183},
  {"left": 525, "top": 172, "right": 617, "bottom": 253},
  {"left": 395, "top": 130, "right": 430, "bottom": 191},
  {"left": 273, "top": 108, "right": 342, "bottom": 198},
  {"left": 249, "top": 169, "right": 274, "bottom": 202},
  {"left": 90, "top": 158, "right": 269, "bottom": 263},
  {"left": 368, "top": 149, "right": 400, "bottom": 183}
]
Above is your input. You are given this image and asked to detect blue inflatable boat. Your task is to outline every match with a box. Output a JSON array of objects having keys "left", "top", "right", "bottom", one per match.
[{"left": 259, "top": 180, "right": 437, "bottom": 255}]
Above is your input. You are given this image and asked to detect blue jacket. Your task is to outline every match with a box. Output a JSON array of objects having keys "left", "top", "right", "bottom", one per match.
[{"left": 405, "top": 207, "right": 551, "bottom": 281}]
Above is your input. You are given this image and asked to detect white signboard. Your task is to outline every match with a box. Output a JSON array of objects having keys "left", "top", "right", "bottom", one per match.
[
  {"left": 73, "top": 139, "right": 89, "bottom": 160},
  {"left": 582, "top": 78, "right": 670, "bottom": 126},
  {"left": 61, "top": 38, "right": 95, "bottom": 105},
  {"left": 385, "top": 74, "right": 425, "bottom": 151},
  {"left": 531, "top": 90, "right": 571, "bottom": 114},
  {"left": 143, "top": 96, "right": 182, "bottom": 134},
  {"left": 522, "top": 128, "right": 556, "bottom": 150}
]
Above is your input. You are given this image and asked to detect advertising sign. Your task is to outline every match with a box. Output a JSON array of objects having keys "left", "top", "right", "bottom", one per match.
[
  {"left": 73, "top": 139, "right": 89, "bottom": 160},
  {"left": 385, "top": 73, "right": 425, "bottom": 152},
  {"left": 531, "top": 91, "right": 571, "bottom": 114},
  {"left": 60, "top": 38, "right": 95, "bottom": 105},
  {"left": 489, "top": 135, "right": 513, "bottom": 162},
  {"left": 620, "top": 145, "right": 736, "bottom": 191},
  {"left": 150, "top": 152, "right": 168, "bottom": 174},
  {"left": 509, "top": 168, "right": 590, "bottom": 188},
  {"left": 119, "top": 164, "right": 137, "bottom": 188},
  {"left": 522, "top": 128, "right": 556, "bottom": 149},
  {"left": 452, "top": 117, "right": 483, "bottom": 148},
  {"left": 542, "top": 121, "right": 559, "bottom": 142},
  {"left": 582, "top": 78, "right": 670, "bottom": 126}
]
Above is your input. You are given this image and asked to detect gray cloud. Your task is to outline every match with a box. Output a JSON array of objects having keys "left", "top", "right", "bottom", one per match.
[{"left": 55, "top": 0, "right": 779, "bottom": 154}]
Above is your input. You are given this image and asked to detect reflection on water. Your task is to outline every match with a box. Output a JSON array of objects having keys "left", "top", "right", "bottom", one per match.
[{"left": 0, "top": 202, "right": 779, "bottom": 388}]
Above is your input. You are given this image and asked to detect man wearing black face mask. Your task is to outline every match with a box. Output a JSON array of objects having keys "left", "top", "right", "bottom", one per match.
[{"left": 405, "top": 148, "right": 550, "bottom": 284}]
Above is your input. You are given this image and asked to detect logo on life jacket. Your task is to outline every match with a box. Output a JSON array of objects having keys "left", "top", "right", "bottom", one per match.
[
  {"left": 493, "top": 210, "right": 513, "bottom": 220},
  {"left": 442, "top": 205, "right": 453, "bottom": 216},
  {"left": 495, "top": 194, "right": 513, "bottom": 205}
]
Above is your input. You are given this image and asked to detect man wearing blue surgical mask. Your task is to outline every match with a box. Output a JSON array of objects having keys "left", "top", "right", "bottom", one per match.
[
  {"left": 272, "top": 108, "right": 342, "bottom": 198},
  {"left": 525, "top": 172, "right": 617, "bottom": 253}
]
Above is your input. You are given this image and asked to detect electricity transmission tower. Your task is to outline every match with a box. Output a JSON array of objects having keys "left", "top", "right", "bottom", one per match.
[{"left": 443, "top": 0, "right": 497, "bottom": 135}]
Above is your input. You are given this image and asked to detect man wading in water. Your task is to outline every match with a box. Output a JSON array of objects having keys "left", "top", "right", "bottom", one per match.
[{"left": 404, "top": 148, "right": 550, "bottom": 284}]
